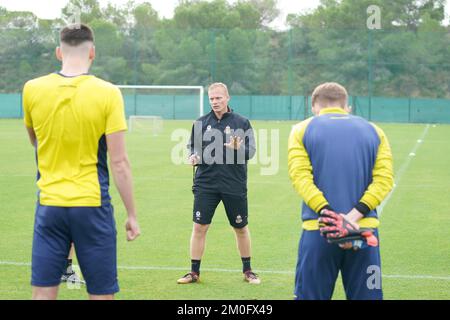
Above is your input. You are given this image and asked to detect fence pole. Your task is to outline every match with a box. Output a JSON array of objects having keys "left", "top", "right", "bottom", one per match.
[
  {"left": 19, "top": 93, "right": 23, "bottom": 119},
  {"left": 304, "top": 95, "right": 309, "bottom": 120},
  {"left": 352, "top": 95, "right": 356, "bottom": 115},
  {"left": 133, "top": 29, "right": 138, "bottom": 116},
  {"left": 173, "top": 95, "right": 176, "bottom": 120},
  {"left": 249, "top": 96, "right": 253, "bottom": 119},
  {"left": 368, "top": 29, "right": 373, "bottom": 121},
  {"left": 408, "top": 97, "right": 412, "bottom": 123},
  {"left": 210, "top": 29, "right": 216, "bottom": 82},
  {"left": 288, "top": 29, "right": 294, "bottom": 120}
]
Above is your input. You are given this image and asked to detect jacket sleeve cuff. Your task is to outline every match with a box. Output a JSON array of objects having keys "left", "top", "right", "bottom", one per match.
[
  {"left": 318, "top": 205, "right": 333, "bottom": 215},
  {"left": 355, "top": 202, "right": 371, "bottom": 216}
]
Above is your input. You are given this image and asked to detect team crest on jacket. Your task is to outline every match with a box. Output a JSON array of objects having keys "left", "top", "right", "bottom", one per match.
[
  {"left": 225, "top": 126, "right": 231, "bottom": 134},
  {"left": 236, "top": 215, "right": 243, "bottom": 224},
  {"left": 207, "top": 125, "right": 212, "bottom": 131}
]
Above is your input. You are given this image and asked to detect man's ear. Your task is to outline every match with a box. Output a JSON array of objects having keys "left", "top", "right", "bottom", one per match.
[
  {"left": 311, "top": 103, "right": 319, "bottom": 116},
  {"left": 55, "top": 47, "right": 63, "bottom": 61},
  {"left": 89, "top": 45, "right": 96, "bottom": 61}
]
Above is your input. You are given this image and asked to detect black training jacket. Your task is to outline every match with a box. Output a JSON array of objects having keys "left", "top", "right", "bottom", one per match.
[{"left": 188, "top": 108, "right": 256, "bottom": 195}]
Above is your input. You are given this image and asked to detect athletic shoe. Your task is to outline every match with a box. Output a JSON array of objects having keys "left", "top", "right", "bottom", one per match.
[
  {"left": 244, "top": 270, "right": 261, "bottom": 284},
  {"left": 177, "top": 272, "right": 200, "bottom": 284},
  {"left": 61, "top": 271, "right": 85, "bottom": 285}
]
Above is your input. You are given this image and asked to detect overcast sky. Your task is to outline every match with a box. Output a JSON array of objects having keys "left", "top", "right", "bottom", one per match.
[
  {"left": 0, "top": 0, "right": 321, "bottom": 27},
  {"left": 0, "top": 0, "right": 449, "bottom": 29}
]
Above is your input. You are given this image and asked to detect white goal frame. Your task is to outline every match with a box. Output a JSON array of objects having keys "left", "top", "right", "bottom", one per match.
[
  {"left": 127, "top": 115, "right": 163, "bottom": 135},
  {"left": 117, "top": 85, "right": 205, "bottom": 118}
]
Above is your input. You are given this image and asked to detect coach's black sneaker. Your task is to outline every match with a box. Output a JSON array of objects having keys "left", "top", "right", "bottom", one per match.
[
  {"left": 244, "top": 270, "right": 261, "bottom": 284},
  {"left": 61, "top": 271, "right": 86, "bottom": 285},
  {"left": 177, "top": 272, "right": 200, "bottom": 284}
]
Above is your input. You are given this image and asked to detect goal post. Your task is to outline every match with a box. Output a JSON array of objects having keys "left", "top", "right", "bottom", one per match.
[
  {"left": 117, "top": 85, "right": 205, "bottom": 120},
  {"left": 128, "top": 115, "right": 163, "bottom": 136}
]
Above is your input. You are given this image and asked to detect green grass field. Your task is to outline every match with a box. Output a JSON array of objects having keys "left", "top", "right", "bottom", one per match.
[{"left": 0, "top": 119, "right": 449, "bottom": 300}]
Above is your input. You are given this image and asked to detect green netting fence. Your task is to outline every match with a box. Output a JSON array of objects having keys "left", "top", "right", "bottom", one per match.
[
  {"left": 2, "top": 93, "right": 449, "bottom": 123},
  {"left": 2, "top": 25, "right": 449, "bottom": 123}
]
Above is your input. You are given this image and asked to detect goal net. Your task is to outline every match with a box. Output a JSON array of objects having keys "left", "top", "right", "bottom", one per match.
[
  {"left": 128, "top": 115, "right": 164, "bottom": 136},
  {"left": 117, "top": 85, "right": 205, "bottom": 134}
]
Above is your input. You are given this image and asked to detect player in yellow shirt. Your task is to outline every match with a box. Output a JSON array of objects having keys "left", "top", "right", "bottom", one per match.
[{"left": 23, "top": 24, "right": 141, "bottom": 300}]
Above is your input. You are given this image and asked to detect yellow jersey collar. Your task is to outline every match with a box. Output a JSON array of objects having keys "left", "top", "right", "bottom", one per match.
[{"left": 319, "top": 107, "right": 348, "bottom": 116}]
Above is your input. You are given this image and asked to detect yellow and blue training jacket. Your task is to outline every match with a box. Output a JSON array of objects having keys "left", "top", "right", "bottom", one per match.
[{"left": 288, "top": 107, "right": 394, "bottom": 231}]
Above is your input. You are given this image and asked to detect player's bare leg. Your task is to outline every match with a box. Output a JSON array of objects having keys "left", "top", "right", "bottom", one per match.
[
  {"left": 68, "top": 245, "right": 74, "bottom": 258},
  {"left": 32, "top": 286, "right": 59, "bottom": 300},
  {"left": 234, "top": 226, "right": 251, "bottom": 257},
  {"left": 233, "top": 226, "right": 261, "bottom": 284},
  {"left": 191, "top": 223, "right": 210, "bottom": 259},
  {"left": 177, "top": 223, "right": 210, "bottom": 284},
  {"left": 89, "top": 294, "right": 114, "bottom": 300}
]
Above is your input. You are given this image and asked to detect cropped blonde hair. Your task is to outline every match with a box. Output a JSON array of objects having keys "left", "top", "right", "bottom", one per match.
[
  {"left": 312, "top": 82, "right": 348, "bottom": 109},
  {"left": 208, "top": 82, "right": 229, "bottom": 97}
]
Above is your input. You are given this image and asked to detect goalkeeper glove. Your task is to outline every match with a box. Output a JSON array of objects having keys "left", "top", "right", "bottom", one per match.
[
  {"left": 319, "top": 209, "right": 378, "bottom": 248},
  {"left": 325, "top": 228, "right": 379, "bottom": 249}
]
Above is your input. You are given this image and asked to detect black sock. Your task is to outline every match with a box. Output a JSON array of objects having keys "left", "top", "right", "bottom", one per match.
[
  {"left": 66, "top": 259, "right": 73, "bottom": 274},
  {"left": 242, "top": 257, "right": 251, "bottom": 273},
  {"left": 191, "top": 260, "right": 201, "bottom": 275}
]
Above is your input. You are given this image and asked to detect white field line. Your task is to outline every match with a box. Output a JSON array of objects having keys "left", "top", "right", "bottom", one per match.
[
  {"left": 0, "top": 125, "right": 440, "bottom": 283},
  {"left": 1, "top": 260, "right": 449, "bottom": 281},
  {"left": 378, "top": 124, "right": 431, "bottom": 216},
  {"left": 0, "top": 174, "right": 35, "bottom": 177}
]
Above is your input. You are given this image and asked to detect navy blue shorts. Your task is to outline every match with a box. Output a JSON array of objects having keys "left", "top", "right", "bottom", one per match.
[
  {"left": 294, "top": 229, "right": 382, "bottom": 300},
  {"left": 31, "top": 203, "right": 119, "bottom": 295},
  {"left": 193, "top": 190, "right": 248, "bottom": 228}
]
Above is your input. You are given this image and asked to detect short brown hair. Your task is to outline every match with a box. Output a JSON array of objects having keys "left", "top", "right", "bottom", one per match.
[
  {"left": 60, "top": 24, "right": 94, "bottom": 46},
  {"left": 311, "top": 82, "right": 348, "bottom": 108}
]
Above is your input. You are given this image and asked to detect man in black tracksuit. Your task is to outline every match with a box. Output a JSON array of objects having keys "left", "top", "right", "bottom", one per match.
[{"left": 177, "top": 82, "right": 260, "bottom": 285}]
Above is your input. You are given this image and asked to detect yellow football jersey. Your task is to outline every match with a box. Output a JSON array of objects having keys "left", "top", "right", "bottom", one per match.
[{"left": 23, "top": 73, "right": 127, "bottom": 207}]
